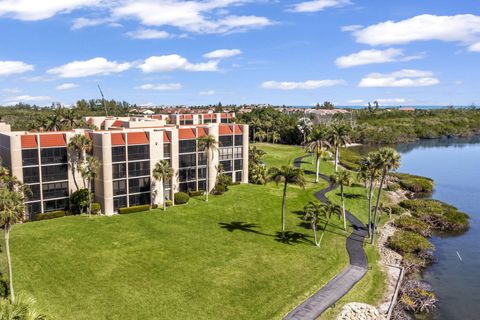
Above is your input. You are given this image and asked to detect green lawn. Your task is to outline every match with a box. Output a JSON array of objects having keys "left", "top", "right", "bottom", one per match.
[{"left": 1, "top": 143, "right": 386, "bottom": 319}]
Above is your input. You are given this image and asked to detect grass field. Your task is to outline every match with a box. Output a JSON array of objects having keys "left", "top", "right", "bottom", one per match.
[{"left": 1, "top": 143, "right": 385, "bottom": 319}]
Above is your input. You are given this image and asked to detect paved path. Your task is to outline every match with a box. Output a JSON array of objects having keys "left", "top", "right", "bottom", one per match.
[{"left": 284, "top": 156, "right": 369, "bottom": 320}]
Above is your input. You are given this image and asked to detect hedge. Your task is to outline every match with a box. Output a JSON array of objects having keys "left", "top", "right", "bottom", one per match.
[
  {"left": 118, "top": 205, "right": 150, "bottom": 215},
  {"left": 188, "top": 190, "right": 204, "bottom": 197},
  {"left": 91, "top": 203, "right": 101, "bottom": 215},
  {"left": 35, "top": 210, "right": 66, "bottom": 221},
  {"left": 174, "top": 192, "right": 189, "bottom": 204}
]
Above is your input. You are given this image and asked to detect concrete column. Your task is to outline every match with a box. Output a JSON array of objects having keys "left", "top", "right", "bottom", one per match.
[
  {"left": 170, "top": 129, "right": 180, "bottom": 194},
  {"left": 209, "top": 124, "right": 219, "bottom": 192},
  {"left": 149, "top": 130, "right": 164, "bottom": 206},
  {"left": 8, "top": 135, "right": 23, "bottom": 181},
  {"left": 242, "top": 124, "right": 249, "bottom": 184},
  {"left": 94, "top": 133, "right": 114, "bottom": 215}
]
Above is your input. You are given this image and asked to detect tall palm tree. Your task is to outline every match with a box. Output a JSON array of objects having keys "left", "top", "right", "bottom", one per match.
[
  {"left": 197, "top": 135, "right": 218, "bottom": 202},
  {"left": 269, "top": 165, "right": 306, "bottom": 237},
  {"left": 0, "top": 294, "right": 46, "bottom": 319},
  {"left": 306, "top": 126, "right": 331, "bottom": 183},
  {"left": 249, "top": 118, "right": 261, "bottom": 142},
  {"left": 256, "top": 130, "right": 266, "bottom": 143},
  {"left": 153, "top": 160, "right": 174, "bottom": 211},
  {"left": 46, "top": 110, "right": 64, "bottom": 131},
  {"left": 62, "top": 109, "right": 79, "bottom": 129},
  {"left": 370, "top": 148, "right": 401, "bottom": 244},
  {"left": 271, "top": 131, "right": 280, "bottom": 144},
  {"left": 303, "top": 201, "right": 324, "bottom": 247},
  {"left": 249, "top": 146, "right": 266, "bottom": 165},
  {"left": 0, "top": 169, "right": 26, "bottom": 303},
  {"left": 318, "top": 203, "right": 342, "bottom": 248},
  {"left": 327, "top": 123, "right": 351, "bottom": 172},
  {"left": 330, "top": 170, "right": 352, "bottom": 231},
  {"left": 358, "top": 154, "right": 380, "bottom": 237},
  {"left": 67, "top": 134, "right": 92, "bottom": 190},
  {"left": 79, "top": 155, "right": 101, "bottom": 216}
]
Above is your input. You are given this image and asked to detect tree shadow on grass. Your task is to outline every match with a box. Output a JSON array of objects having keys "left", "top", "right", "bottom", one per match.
[
  {"left": 275, "top": 231, "right": 313, "bottom": 246},
  {"left": 344, "top": 193, "right": 363, "bottom": 199},
  {"left": 219, "top": 221, "right": 270, "bottom": 236}
]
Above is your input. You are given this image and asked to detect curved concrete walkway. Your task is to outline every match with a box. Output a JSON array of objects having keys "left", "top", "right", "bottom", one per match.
[{"left": 284, "top": 156, "right": 368, "bottom": 320}]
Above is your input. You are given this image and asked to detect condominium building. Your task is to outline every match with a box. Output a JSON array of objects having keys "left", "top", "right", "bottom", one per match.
[{"left": 0, "top": 113, "right": 248, "bottom": 219}]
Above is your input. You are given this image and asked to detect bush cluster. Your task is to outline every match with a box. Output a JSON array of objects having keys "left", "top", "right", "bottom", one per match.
[
  {"left": 35, "top": 210, "right": 66, "bottom": 221},
  {"left": 387, "top": 230, "right": 434, "bottom": 255},
  {"left": 165, "top": 200, "right": 173, "bottom": 207},
  {"left": 188, "top": 190, "right": 204, "bottom": 197},
  {"left": 118, "top": 205, "right": 150, "bottom": 214},
  {"left": 91, "top": 203, "right": 101, "bottom": 215},
  {"left": 174, "top": 192, "right": 189, "bottom": 204},
  {"left": 393, "top": 215, "right": 432, "bottom": 237},
  {"left": 393, "top": 173, "right": 434, "bottom": 194}
]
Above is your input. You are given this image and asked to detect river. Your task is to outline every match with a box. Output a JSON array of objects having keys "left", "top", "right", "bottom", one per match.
[{"left": 394, "top": 136, "right": 480, "bottom": 319}]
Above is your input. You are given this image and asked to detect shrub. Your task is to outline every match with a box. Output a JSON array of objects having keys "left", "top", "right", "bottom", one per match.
[
  {"left": 70, "top": 188, "right": 90, "bottom": 214},
  {"left": 393, "top": 173, "right": 434, "bottom": 194},
  {"left": 174, "top": 192, "right": 189, "bottom": 204},
  {"left": 217, "top": 174, "right": 232, "bottom": 188},
  {"left": 91, "top": 202, "right": 101, "bottom": 215},
  {"left": 391, "top": 205, "right": 406, "bottom": 215},
  {"left": 393, "top": 215, "right": 432, "bottom": 237},
  {"left": 118, "top": 205, "right": 150, "bottom": 215},
  {"left": 165, "top": 200, "right": 173, "bottom": 207},
  {"left": 387, "top": 230, "right": 433, "bottom": 255},
  {"left": 213, "top": 183, "right": 226, "bottom": 195},
  {"left": 188, "top": 190, "right": 204, "bottom": 197},
  {"left": 0, "top": 276, "right": 8, "bottom": 298},
  {"left": 385, "top": 183, "right": 400, "bottom": 192},
  {"left": 35, "top": 210, "right": 66, "bottom": 221},
  {"left": 400, "top": 199, "right": 469, "bottom": 232}
]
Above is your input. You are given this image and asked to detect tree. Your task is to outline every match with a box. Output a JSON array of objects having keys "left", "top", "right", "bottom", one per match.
[
  {"left": 62, "top": 109, "right": 79, "bottom": 129},
  {"left": 153, "top": 160, "right": 174, "bottom": 211},
  {"left": 67, "top": 134, "right": 92, "bottom": 190},
  {"left": 269, "top": 166, "right": 306, "bottom": 237},
  {"left": 327, "top": 123, "right": 351, "bottom": 172},
  {"left": 249, "top": 146, "right": 266, "bottom": 165},
  {"left": 303, "top": 201, "right": 323, "bottom": 247},
  {"left": 0, "top": 168, "right": 26, "bottom": 303},
  {"left": 256, "top": 130, "right": 266, "bottom": 143},
  {"left": 0, "top": 294, "right": 46, "bottom": 319},
  {"left": 271, "top": 131, "right": 280, "bottom": 144},
  {"left": 79, "top": 155, "right": 101, "bottom": 216},
  {"left": 297, "top": 117, "right": 312, "bottom": 145},
  {"left": 330, "top": 170, "right": 352, "bottom": 231},
  {"left": 370, "top": 148, "right": 401, "bottom": 244},
  {"left": 358, "top": 154, "right": 381, "bottom": 237},
  {"left": 197, "top": 135, "right": 218, "bottom": 202},
  {"left": 306, "top": 126, "right": 331, "bottom": 183},
  {"left": 46, "top": 110, "right": 64, "bottom": 131},
  {"left": 249, "top": 118, "right": 261, "bottom": 142}
]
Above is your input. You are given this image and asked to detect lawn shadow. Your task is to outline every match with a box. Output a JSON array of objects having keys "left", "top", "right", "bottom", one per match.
[
  {"left": 274, "top": 231, "right": 313, "bottom": 246},
  {"left": 344, "top": 193, "right": 363, "bottom": 199},
  {"left": 219, "top": 221, "right": 270, "bottom": 236}
]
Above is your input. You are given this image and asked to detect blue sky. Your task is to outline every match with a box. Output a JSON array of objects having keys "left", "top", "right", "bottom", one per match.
[{"left": 0, "top": 0, "right": 479, "bottom": 107}]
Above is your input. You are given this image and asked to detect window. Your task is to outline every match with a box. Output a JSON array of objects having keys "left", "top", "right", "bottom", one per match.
[
  {"left": 198, "top": 180, "right": 206, "bottom": 191},
  {"left": 129, "top": 193, "right": 150, "bottom": 206},
  {"left": 219, "top": 135, "right": 233, "bottom": 147},
  {"left": 198, "top": 152, "right": 207, "bottom": 166},
  {"left": 23, "top": 167, "right": 39, "bottom": 183},
  {"left": 235, "top": 135, "right": 243, "bottom": 146},
  {"left": 235, "top": 171, "right": 242, "bottom": 182},
  {"left": 181, "top": 119, "right": 193, "bottom": 125},
  {"left": 112, "top": 163, "right": 126, "bottom": 179},
  {"left": 234, "top": 147, "right": 243, "bottom": 159},
  {"left": 128, "top": 145, "right": 149, "bottom": 161},
  {"left": 179, "top": 140, "right": 196, "bottom": 153},
  {"left": 198, "top": 167, "right": 207, "bottom": 179},
  {"left": 219, "top": 148, "right": 233, "bottom": 160},
  {"left": 42, "top": 182, "right": 68, "bottom": 199},
  {"left": 128, "top": 161, "right": 150, "bottom": 177},
  {"left": 163, "top": 143, "right": 171, "bottom": 158},
  {"left": 44, "top": 198, "right": 69, "bottom": 212},
  {"left": 22, "top": 149, "right": 38, "bottom": 166},
  {"left": 26, "top": 202, "right": 42, "bottom": 221},
  {"left": 113, "top": 196, "right": 127, "bottom": 211},
  {"left": 113, "top": 180, "right": 127, "bottom": 196},
  {"left": 220, "top": 160, "right": 232, "bottom": 172},
  {"left": 179, "top": 181, "right": 196, "bottom": 193},
  {"left": 179, "top": 154, "right": 196, "bottom": 168},
  {"left": 129, "top": 177, "right": 150, "bottom": 193},
  {"left": 41, "top": 148, "right": 67, "bottom": 164},
  {"left": 221, "top": 118, "right": 229, "bottom": 123},
  {"left": 26, "top": 184, "right": 41, "bottom": 201},
  {"left": 179, "top": 168, "right": 196, "bottom": 182},
  {"left": 234, "top": 159, "right": 243, "bottom": 171},
  {"left": 112, "top": 146, "right": 126, "bottom": 162},
  {"left": 41, "top": 165, "right": 68, "bottom": 182}
]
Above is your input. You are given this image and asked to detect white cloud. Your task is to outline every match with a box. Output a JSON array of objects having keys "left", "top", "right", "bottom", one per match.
[
  {"left": 351, "top": 14, "right": 480, "bottom": 50},
  {"left": 203, "top": 49, "right": 242, "bottom": 59},
  {"left": 347, "top": 99, "right": 363, "bottom": 104},
  {"left": 199, "top": 90, "right": 215, "bottom": 95},
  {"left": 359, "top": 69, "right": 439, "bottom": 88},
  {"left": 71, "top": 17, "right": 112, "bottom": 29},
  {"left": 335, "top": 48, "right": 423, "bottom": 68},
  {"left": 136, "top": 83, "right": 182, "bottom": 91},
  {"left": 2, "top": 88, "right": 21, "bottom": 94},
  {"left": 48, "top": 57, "right": 131, "bottom": 78},
  {"left": 375, "top": 98, "right": 408, "bottom": 104},
  {"left": 126, "top": 28, "right": 170, "bottom": 39},
  {"left": 261, "top": 79, "right": 346, "bottom": 90},
  {"left": 0, "top": 0, "right": 101, "bottom": 21},
  {"left": 5, "top": 95, "right": 50, "bottom": 105},
  {"left": 469, "top": 42, "right": 480, "bottom": 52},
  {"left": 0, "top": 60, "right": 34, "bottom": 76},
  {"left": 290, "top": 0, "right": 351, "bottom": 13},
  {"left": 139, "top": 55, "right": 218, "bottom": 73},
  {"left": 341, "top": 24, "right": 362, "bottom": 32},
  {"left": 56, "top": 83, "right": 79, "bottom": 90}
]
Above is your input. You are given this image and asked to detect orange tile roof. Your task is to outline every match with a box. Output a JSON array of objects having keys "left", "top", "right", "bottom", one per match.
[
  {"left": 221, "top": 113, "right": 233, "bottom": 118},
  {"left": 111, "top": 133, "right": 125, "bottom": 145},
  {"left": 234, "top": 125, "right": 243, "bottom": 134},
  {"left": 163, "top": 131, "right": 171, "bottom": 143},
  {"left": 112, "top": 120, "right": 124, "bottom": 127},
  {"left": 197, "top": 128, "right": 208, "bottom": 137},
  {"left": 180, "top": 114, "right": 194, "bottom": 120},
  {"left": 202, "top": 114, "right": 215, "bottom": 119},
  {"left": 21, "top": 135, "right": 37, "bottom": 148},
  {"left": 179, "top": 128, "right": 196, "bottom": 140},
  {"left": 219, "top": 125, "right": 233, "bottom": 135},
  {"left": 127, "top": 132, "right": 149, "bottom": 145},
  {"left": 39, "top": 134, "right": 66, "bottom": 147}
]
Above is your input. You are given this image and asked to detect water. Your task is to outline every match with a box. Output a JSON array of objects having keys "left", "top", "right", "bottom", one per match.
[{"left": 394, "top": 136, "right": 480, "bottom": 319}]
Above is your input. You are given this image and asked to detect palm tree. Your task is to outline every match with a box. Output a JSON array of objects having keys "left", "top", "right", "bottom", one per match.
[
  {"left": 62, "top": 109, "right": 79, "bottom": 129},
  {"left": 79, "top": 155, "right": 101, "bottom": 216},
  {"left": 256, "top": 130, "right": 266, "bottom": 143},
  {"left": 249, "top": 118, "right": 261, "bottom": 142},
  {"left": 152, "top": 160, "right": 174, "bottom": 211},
  {"left": 306, "top": 126, "right": 331, "bottom": 183},
  {"left": 370, "top": 148, "right": 401, "bottom": 244},
  {"left": 297, "top": 117, "right": 312, "bottom": 145},
  {"left": 269, "top": 165, "right": 306, "bottom": 237},
  {"left": 318, "top": 203, "right": 342, "bottom": 247},
  {"left": 0, "top": 294, "right": 46, "bottom": 319},
  {"left": 271, "top": 131, "right": 280, "bottom": 144},
  {"left": 249, "top": 146, "right": 266, "bottom": 165},
  {"left": 303, "top": 201, "right": 323, "bottom": 247},
  {"left": 46, "top": 110, "right": 64, "bottom": 131},
  {"left": 67, "top": 134, "right": 92, "bottom": 190},
  {"left": 197, "top": 135, "right": 218, "bottom": 202},
  {"left": 358, "top": 154, "right": 380, "bottom": 237},
  {"left": 0, "top": 169, "right": 26, "bottom": 303},
  {"left": 330, "top": 170, "right": 352, "bottom": 231},
  {"left": 327, "top": 123, "right": 351, "bottom": 172}
]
